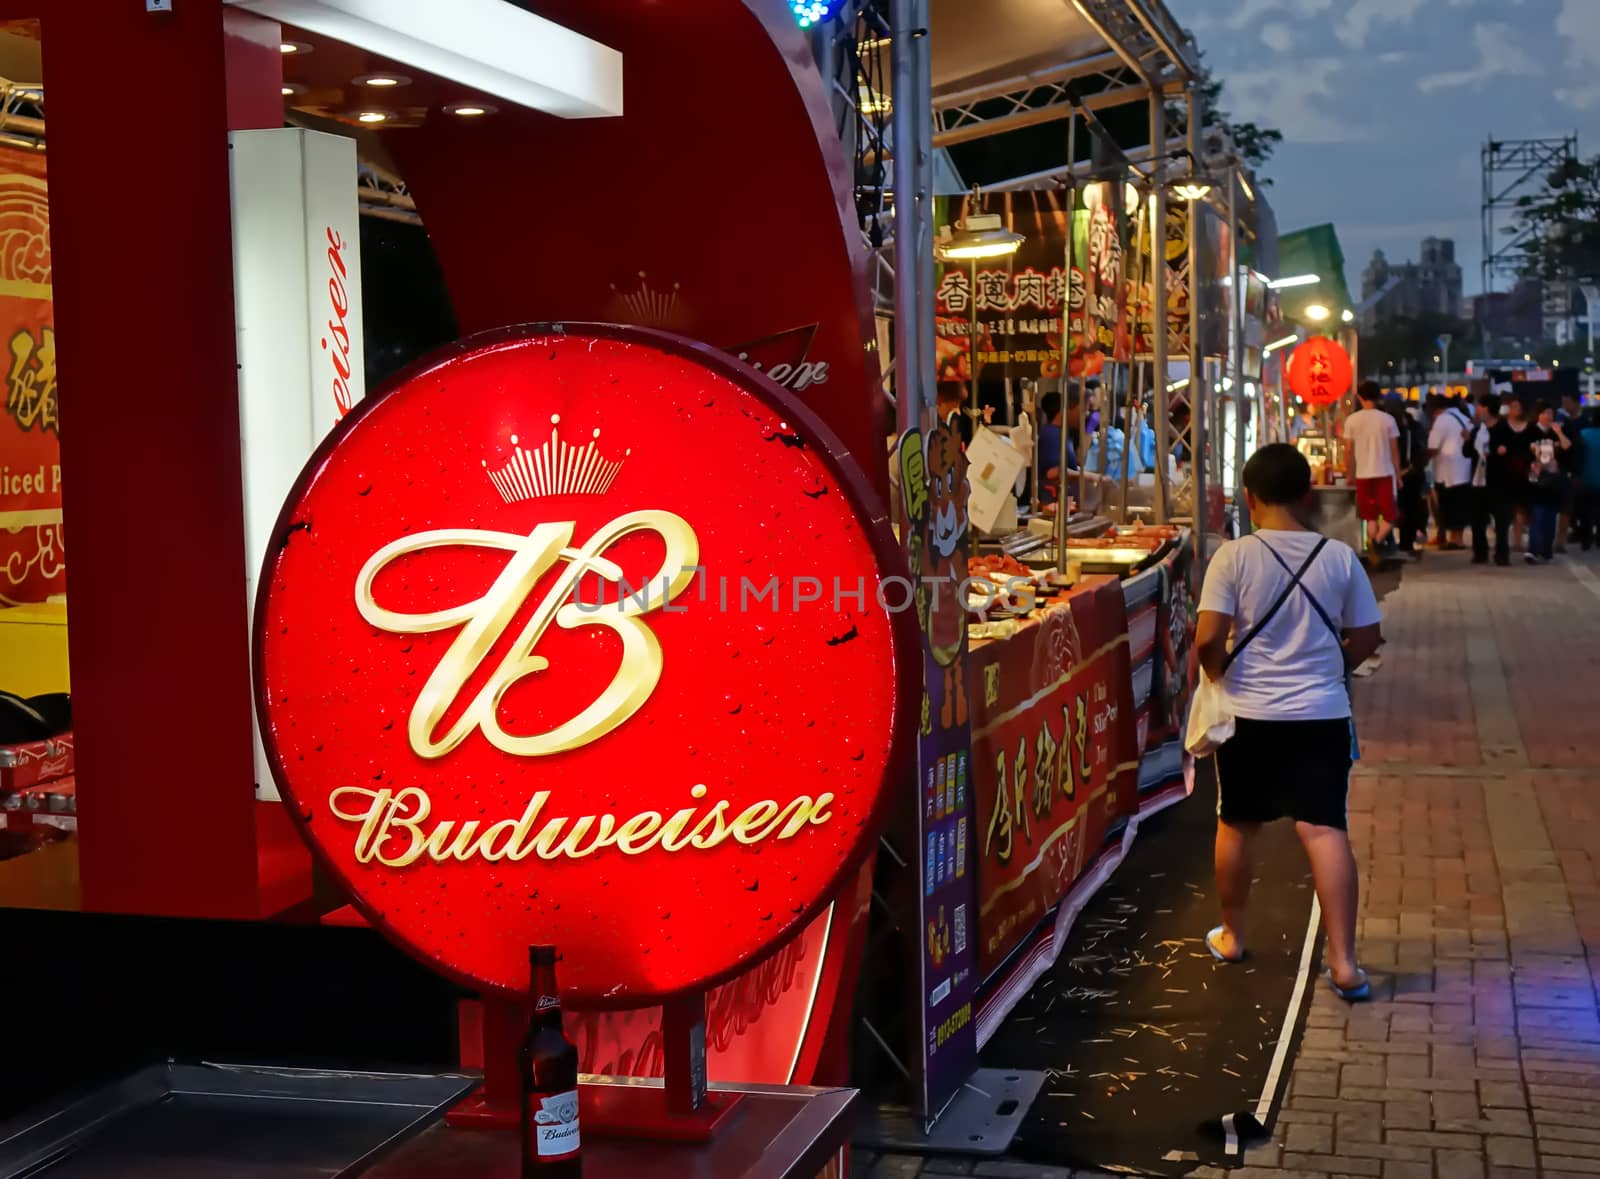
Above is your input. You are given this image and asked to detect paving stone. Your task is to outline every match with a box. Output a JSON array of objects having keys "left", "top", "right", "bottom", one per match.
[
  {"left": 1487, "top": 1137, "right": 1538, "bottom": 1168},
  {"left": 869, "top": 1154, "right": 926, "bottom": 1179},
  {"left": 971, "top": 1162, "right": 1070, "bottom": 1179}
]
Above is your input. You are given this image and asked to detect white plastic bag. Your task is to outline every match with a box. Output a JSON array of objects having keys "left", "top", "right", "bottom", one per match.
[{"left": 1184, "top": 672, "right": 1234, "bottom": 757}]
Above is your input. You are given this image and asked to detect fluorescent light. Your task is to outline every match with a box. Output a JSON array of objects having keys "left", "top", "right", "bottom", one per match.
[
  {"left": 1167, "top": 378, "right": 1190, "bottom": 392},
  {"left": 1265, "top": 333, "right": 1299, "bottom": 354},
  {"left": 1239, "top": 174, "right": 1255, "bottom": 201},
  {"left": 357, "top": 111, "right": 388, "bottom": 123},
  {"left": 226, "top": 0, "right": 623, "bottom": 119},
  {"left": 1305, "top": 304, "right": 1331, "bottom": 321},
  {"left": 1269, "top": 274, "right": 1320, "bottom": 289}
]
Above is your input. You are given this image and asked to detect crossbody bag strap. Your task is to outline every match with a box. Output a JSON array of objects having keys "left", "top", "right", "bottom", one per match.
[
  {"left": 1255, "top": 536, "right": 1342, "bottom": 644},
  {"left": 1220, "top": 536, "right": 1330, "bottom": 673}
]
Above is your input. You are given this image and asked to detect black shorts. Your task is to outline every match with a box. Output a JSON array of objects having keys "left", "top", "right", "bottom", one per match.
[
  {"left": 1215, "top": 717, "right": 1352, "bottom": 831},
  {"left": 1436, "top": 483, "right": 1470, "bottom": 531}
]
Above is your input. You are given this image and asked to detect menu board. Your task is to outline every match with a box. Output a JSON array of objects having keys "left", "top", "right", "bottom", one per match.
[{"left": 0, "top": 147, "right": 61, "bottom": 605}]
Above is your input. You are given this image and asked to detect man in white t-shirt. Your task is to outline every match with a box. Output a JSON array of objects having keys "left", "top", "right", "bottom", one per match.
[
  {"left": 1340, "top": 382, "right": 1402, "bottom": 565},
  {"left": 1426, "top": 395, "right": 1473, "bottom": 549},
  {"left": 1196, "top": 443, "right": 1384, "bottom": 1001}
]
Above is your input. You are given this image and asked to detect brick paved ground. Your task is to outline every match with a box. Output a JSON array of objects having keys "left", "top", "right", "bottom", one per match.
[{"left": 856, "top": 552, "right": 1600, "bottom": 1179}]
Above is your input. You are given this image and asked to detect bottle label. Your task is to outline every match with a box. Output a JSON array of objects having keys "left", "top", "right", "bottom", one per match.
[
  {"left": 535, "top": 994, "right": 561, "bottom": 1014},
  {"left": 528, "top": 1089, "right": 580, "bottom": 1160}
]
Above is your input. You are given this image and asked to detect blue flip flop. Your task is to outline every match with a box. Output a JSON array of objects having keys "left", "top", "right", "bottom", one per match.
[
  {"left": 1205, "top": 926, "right": 1247, "bottom": 964},
  {"left": 1324, "top": 967, "right": 1371, "bottom": 1002}
]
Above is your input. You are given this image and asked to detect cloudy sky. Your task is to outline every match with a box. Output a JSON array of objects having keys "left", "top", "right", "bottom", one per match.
[{"left": 1168, "top": 0, "right": 1599, "bottom": 299}]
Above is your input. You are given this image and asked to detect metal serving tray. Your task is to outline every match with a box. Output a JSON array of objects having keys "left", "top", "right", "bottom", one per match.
[{"left": 0, "top": 1062, "right": 476, "bottom": 1179}]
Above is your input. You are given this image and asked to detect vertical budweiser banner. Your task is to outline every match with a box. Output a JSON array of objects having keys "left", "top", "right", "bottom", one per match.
[
  {"left": 1152, "top": 537, "right": 1194, "bottom": 758},
  {"left": 968, "top": 580, "right": 1140, "bottom": 981},
  {"left": 1134, "top": 204, "right": 1192, "bottom": 361},
  {"left": 0, "top": 147, "right": 61, "bottom": 606},
  {"left": 896, "top": 421, "right": 979, "bottom": 1124},
  {"left": 932, "top": 186, "right": 1128, "bottom": 388}
]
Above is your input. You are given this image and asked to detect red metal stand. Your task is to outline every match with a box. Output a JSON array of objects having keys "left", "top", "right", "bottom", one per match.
[{"left": 446, "top": 992, "right": 741, "bottom": 1142}]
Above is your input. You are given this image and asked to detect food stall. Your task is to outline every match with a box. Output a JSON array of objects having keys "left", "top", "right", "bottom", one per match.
[
  {"left": 963, "top": 524, "right": 1193, "bottom": 1037},
  {"left": 0, "top": 1, "right": 1221, "bottom": 1172}
]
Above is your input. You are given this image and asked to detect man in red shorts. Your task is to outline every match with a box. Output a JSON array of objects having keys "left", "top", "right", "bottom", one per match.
[{"left": 1341, "top": 382, "right": 1402, "bottom": 566}]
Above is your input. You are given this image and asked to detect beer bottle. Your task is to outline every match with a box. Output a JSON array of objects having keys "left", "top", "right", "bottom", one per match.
[{"left": 521, "top": 945, "right": 581, "bottom": 1176}]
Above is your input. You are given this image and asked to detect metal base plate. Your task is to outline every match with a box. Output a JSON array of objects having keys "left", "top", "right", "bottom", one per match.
[{"left": 855, "top": 1068, "right": 1047, "bottom": 1156}]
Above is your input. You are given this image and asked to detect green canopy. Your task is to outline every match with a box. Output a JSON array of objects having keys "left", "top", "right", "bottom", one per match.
[{"left": 1275, "top": 223, "right": 1354, "bottom": 323}]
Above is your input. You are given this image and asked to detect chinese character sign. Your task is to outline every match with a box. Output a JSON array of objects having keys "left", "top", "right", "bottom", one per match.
[
  {"left": 1287, "top": 337, "right": 1352, "bottom": 408},
  {"left": 0, "top": 148, "right": 62, "bottom": 606},
  {"left": 967, "top": 579, "right": 1140, "bottom": 980},
  {"left": 934, "top": 190, "right": 1075, "bottom": 384}
]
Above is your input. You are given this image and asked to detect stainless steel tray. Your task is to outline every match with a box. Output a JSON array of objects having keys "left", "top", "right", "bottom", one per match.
[{"left": 0, "top": 1062, "right": 476, "bottom": 1178}]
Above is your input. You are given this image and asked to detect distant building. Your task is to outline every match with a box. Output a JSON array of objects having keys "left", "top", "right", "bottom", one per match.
[
  {"left": 1467, "top": 278, "right": 1567, "bottom": 348},
  {"left": 1359, "top": 237, "right": 1464, "bottom": 328}
]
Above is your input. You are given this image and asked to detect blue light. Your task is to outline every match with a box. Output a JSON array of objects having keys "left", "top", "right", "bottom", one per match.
[{"left": 790, "top": 0, "right": 837, "bottom": 28}]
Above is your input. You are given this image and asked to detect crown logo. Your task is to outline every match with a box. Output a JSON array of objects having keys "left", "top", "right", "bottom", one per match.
[
  {"left": 482, "top": 415, "right": 630, "bottom": 503},
  {"left": 606, "top": 270, "right": 689, "bottom": 331}
]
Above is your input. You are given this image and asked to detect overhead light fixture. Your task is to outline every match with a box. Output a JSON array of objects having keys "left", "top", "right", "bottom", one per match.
[
  {"left": 1166, "top": 377, "right": 1190, "bottom": 392},
  {"left": 1269, "top": 274, "right": 1320, "bottom": 290},
  {"left": 444, "top": 101, "right": 497, "bottom": 117},
  {"left": 1265, "top": 333, "right": 1300, "bottom": 354},
  {"left": 355, "top": 73, "right": 410, "bottom": 88},
  {"left": 936, "top": 212, "right": 1024, "bottom": 261},
  {"left": 858, "top": 84, "right": 890, "bottom": 115},
  {"left": 1341, "top": 309, "right": 1355, "bottom": 323},
  {"left": 357, "top": 111, "right": 389, "bottom": 124},
  {"left": 279, "top": 40, "right": 311, "bottom": 54},
  {"left": 280, "top": 85, "right": 295, "bottom": 96},
  {"left": 1239, "top": 173, "right": 1255, "bottom": 201},
  {"left": 1173, "top": 181, "right": 1212, "bottom": 202},
  {"left": 226, "top": 0, "right": 623, "bottom": 119},
  {"left": 1304, "top": 304, "right": 1331, "bottom": 322}
]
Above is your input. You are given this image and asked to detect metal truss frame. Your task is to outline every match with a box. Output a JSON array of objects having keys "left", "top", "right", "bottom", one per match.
[
  {"left": 1481, "top": 135, "right": 1578, "bottom": 295},
  {"left": 356, "top": 162, "right": 419, "bottom": 226},
  {"left": 0, "top": 76, "right": 44, "bottom": 152}
]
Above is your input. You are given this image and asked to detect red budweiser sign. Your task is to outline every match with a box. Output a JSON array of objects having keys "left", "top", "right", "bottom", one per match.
[{"left": 254, "top": 324, "right": 917, "bottom": 1006}]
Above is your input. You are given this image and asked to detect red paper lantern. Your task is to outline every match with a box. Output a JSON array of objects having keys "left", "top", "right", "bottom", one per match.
[{"left": 1287, "top": 336, "right": 1352, "bottom": 408}]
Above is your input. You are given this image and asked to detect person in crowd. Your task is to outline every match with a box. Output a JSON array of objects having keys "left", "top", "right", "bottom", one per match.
[
  {"left": 1196, "top": 444, "right": 1383, "bottom": 1001},
  {"left": 1558, "top": 393, "right": 1589, "bottom": 550},
  {"left": 1035, "top": 391, "right": 1072, "bottom": 505},
  {"left": 1466, "top": 393, "right": 1498, "bottom": 565},
  {"left": 1341, "top": 382, "right": 1402, "bottom": 567},
  {"left": 1525, "top": 402, "right": 1573, "bottom": 564},
  {"left": 1572, "top": 399, "right": 1600, "bottom": 550},
  {"left": 1484, "top": 394, "right": 1536, "bottom": 565},
  {"left": 1426, "top": 394, "right": 1474, "bottom": 550},
  {"left": 1289, "top": 402, "right": 1317, "bottom": 443},
  {"left": 935, "top": 383, "right": 973, "bottom": 448},
  {"left": 1386, "top": 397, "right": 1426, "bottom": 558}
]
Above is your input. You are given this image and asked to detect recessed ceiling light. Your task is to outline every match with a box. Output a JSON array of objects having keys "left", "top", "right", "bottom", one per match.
[
  {"left": 281, "top": 86, "right": 294, "bottom": 96},
  {"left": 355, "top": 73, "right": 410, "bottom": 88},
  {"left": 357, "top": 111, "right": 389, "bottom": 124},
  {"left": 279, "top": 41, "right": 311, "bottom": 55},
  {"left": 444, "top": 101, "right": 497, "bottom": 117}
]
